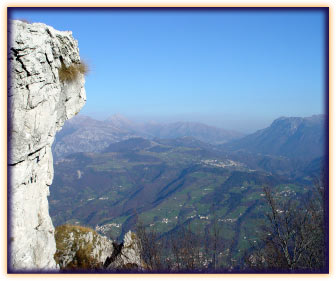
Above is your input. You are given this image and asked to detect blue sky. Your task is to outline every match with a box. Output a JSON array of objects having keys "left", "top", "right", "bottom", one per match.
[{"left": 9, "top": 8, "right": 327, "bottom": 132}]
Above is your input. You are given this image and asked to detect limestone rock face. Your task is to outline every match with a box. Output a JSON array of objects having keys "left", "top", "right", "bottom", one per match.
[{"left": 8, "top": 20, "right": 86, "bottom": 270}]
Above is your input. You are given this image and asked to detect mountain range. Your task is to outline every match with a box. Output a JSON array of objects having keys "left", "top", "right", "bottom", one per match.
[
  {"left": 52, "top": 114, "right": 244, "bottom": 159},
  {"left": 53, "top": 114, "right": 326, "bottom": 164}
]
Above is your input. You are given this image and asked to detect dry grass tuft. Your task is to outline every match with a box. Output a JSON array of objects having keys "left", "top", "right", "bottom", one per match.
[{"left": 58, "top": 61, "right": 89, "bottom": 82}]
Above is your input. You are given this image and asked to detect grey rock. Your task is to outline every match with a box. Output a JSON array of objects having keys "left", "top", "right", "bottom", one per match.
[
  {"left": 106, "top": 231, "right": 143, "bottom": 271},
  {"left": 8, "top": 20, "right": 86, "bottom": 270}
]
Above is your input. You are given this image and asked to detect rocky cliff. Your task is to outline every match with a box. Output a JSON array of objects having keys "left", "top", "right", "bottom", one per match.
[{"left": 8, "top": 20, "right": 86, "bottom": 270}]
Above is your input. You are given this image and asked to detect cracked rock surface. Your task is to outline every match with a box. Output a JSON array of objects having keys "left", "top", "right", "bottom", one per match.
[
  {"left": 105, "top": 231, "right": 143, "bottom": 271},
  {"left": 8, "top": 20, "right": 86, "bottom": 270}
]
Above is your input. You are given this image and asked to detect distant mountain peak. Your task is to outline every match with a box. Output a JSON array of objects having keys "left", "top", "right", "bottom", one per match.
[
  {"left": 105, "top": 113, "right": 132, "bottom": 123},
  {"left": 104, "top": 114, "right": 139, "bottom": 132}
]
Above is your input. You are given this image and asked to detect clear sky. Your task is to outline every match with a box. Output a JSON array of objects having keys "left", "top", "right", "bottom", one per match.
[{"left": 9, "top": 8, "right": 327, "bottom": 133}]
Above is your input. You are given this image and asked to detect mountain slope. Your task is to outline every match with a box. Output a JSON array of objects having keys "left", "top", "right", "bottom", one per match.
[
  {"left": 52, "top": 115, "right": 147, "bottom": 160},
  {"left": 223, "top": 115, "right": 326, "bottom": 162}
]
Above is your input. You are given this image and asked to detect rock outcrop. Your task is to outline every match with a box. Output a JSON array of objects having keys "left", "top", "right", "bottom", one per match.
[
  {"left": 105, "top": 231, "right": 143, "bottom": 271},
  {"left": 54, "top": 225, "right": 113, "bottom": 269},
  {"left": 8, "top": 20, "right": 86, "bottom": 270},
  {"left": 54, "top": 225, "right": 143, "bottom": 271}
]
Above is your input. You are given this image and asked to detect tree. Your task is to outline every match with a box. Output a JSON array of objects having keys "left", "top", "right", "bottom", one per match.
[
  {"left": 170, "top": 222, "right": 203, "bottom": 271},
  {"left": 246, "top": 181, "right": 327, "bottom": 272},
  {"left": 135, "top": 217, "right": 163, "bottom": 271}
]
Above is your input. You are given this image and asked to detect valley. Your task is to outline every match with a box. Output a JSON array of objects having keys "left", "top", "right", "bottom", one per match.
[{"left": 49, "top": 128, "right": 324, "bottom": 261}]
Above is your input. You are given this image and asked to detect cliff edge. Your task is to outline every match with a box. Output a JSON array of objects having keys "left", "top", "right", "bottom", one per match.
[{"left": 8, "top": 20, "right": 86, "bottom": 270}]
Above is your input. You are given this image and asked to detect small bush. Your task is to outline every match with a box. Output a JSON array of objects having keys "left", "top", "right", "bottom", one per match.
[{"left": 58, "top": 61, "right": 89, "bottom": 82}]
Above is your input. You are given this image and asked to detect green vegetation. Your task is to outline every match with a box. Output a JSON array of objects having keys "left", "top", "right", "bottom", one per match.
[{"left": 132, "top": 179, "right": 326, "bottom": 273}]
